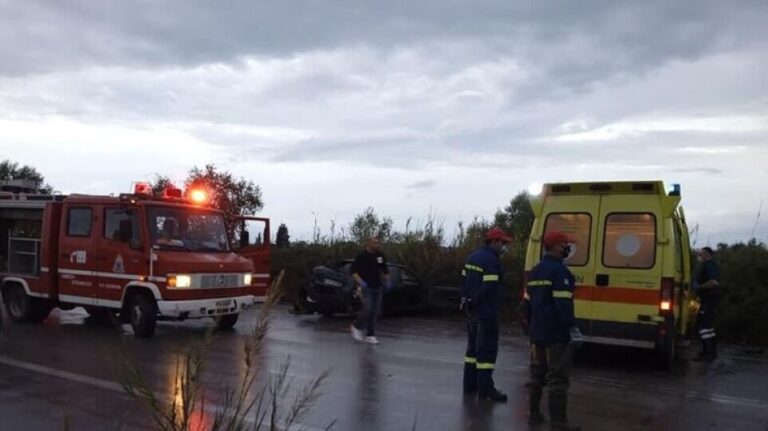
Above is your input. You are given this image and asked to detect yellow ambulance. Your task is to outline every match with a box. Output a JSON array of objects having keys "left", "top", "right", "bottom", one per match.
[{"left": 525, "top": 181, "right": 693, "bottom": 368}]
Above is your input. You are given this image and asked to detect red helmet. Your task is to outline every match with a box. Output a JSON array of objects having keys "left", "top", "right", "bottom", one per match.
[
  {"left": 543, "top": 231, "right": 575, "bottom": 247},
  {"left": 486, "top": 227, "right": 513, "bottom": 243}
]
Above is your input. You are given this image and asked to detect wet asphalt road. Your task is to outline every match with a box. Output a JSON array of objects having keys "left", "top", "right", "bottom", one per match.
[{"left": 0, "top": 305, "right": 767, "bottom": 431}]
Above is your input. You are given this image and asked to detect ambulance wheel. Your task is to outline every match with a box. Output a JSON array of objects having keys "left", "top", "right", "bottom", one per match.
[
  {"left": 3, "top": 283, "right": 51, "bottom": 323},
  {"left": 129, "top": 294, "right": 157, "bottom": 338},
  {"left": 215, "top": 313, "right": 239, "bottom": 330},
  {"left": 656, "top": 335, "right": 676, "bottom": 371}
]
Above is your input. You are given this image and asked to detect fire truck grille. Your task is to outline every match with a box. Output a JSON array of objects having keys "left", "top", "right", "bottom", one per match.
[{"left": 200, "top": 274, "right": 241, "bottom": 289}]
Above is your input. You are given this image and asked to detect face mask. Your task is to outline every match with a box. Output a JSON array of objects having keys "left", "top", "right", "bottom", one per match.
[
  {"left": 561, "top": 245, "right": 572, "bottom": 259},
  {"left": 500, "top": 245, "right": 509, "bottom": 255}
]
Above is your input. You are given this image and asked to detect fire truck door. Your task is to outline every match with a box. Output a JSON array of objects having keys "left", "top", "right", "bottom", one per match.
[
  {"left": 94, "top": 206, "right": 145, "bottom": 307},
  {"left": 57, "top": 205, "right": 97, "bottom": 305}
]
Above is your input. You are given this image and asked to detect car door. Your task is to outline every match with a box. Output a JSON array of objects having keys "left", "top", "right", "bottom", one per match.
[
  {"left": 57, "top": 204, "right": 97, "bottom": 305},
  {"left": 381, "top": 265, "right": 404, "bottom": 314},
  {"left": 399, "top": 267, "right": 424, "bottom": 310}
]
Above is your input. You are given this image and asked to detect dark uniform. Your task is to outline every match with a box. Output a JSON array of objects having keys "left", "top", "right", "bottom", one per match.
[
  {"left": 525, "top": 252, "right": 579, "bottom": 430},
  {"left": 695, "top": 258, "right": 720, "bottom": 360},
  {"left": 462, "top": 245, "right": 505, "bottom": 398}
]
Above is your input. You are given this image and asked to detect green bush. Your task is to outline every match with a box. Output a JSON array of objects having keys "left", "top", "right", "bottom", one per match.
[{"left": 713, "top": 240, "right": 768, "bottom": 346}]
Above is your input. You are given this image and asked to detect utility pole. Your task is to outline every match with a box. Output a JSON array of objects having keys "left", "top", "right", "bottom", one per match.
[{"left": 750, "top": 199, "right": 763, "bottom": 241}]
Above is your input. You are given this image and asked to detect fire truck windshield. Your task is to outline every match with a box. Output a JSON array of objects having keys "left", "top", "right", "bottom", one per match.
[{"left": 147, "top": 206, "right": 230, "bottom": 252}]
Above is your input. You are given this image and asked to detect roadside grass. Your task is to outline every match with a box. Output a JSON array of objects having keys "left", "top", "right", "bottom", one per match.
[{"left": 119, "top": 271, "right": 335, "bottom": 431}]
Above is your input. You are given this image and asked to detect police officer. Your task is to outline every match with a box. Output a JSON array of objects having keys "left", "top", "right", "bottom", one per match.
[
  {"left": 693, "top": 246, "right": 720, "bottom": 362},
  {"left": 525, "top": 231, "right": 580, "bottom": 431},
  {"left": 461, "top": 227, "right": 513, "bottom": 402}
]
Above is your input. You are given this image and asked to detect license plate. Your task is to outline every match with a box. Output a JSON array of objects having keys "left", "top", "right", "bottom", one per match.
[{"left": 215, "top": 300, "right": 232, "bottom": 307}]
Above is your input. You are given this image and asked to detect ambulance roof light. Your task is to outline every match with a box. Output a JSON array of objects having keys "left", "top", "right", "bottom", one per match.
[{"left": 669, "top": 183, "right": 681, "bottom": 196}]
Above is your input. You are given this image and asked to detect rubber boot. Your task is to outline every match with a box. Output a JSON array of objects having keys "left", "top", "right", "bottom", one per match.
[
  {"left": 693, "top": 337, "right": 709, "bottom": 361},
  {"left": 478, "top": 387, "right": 508, "bottom": 402},
  {"left": 709, "top": 337, "right": 718, "bottom": 360},
  {"left": 549, "top": 393, "right": 580, "bottom": 431},
  {"left": 463, "top": 363, "right": 477, "bottom": 394},
  {"left": 528, "top": 384, "right": 545, "bottom": 425}
]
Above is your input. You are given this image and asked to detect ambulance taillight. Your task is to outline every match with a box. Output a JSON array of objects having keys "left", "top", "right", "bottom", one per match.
[{"left": 660, "top": 277, "right": 674, "bottom": 315}]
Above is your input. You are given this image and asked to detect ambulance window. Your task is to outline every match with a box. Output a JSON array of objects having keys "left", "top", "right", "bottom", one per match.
[
  {"left": 104, "top": 208, "right": 141, "bottom": 247},
  {"left": 67, "top": 207, "right": 92, "bottom": 237},
  {"left": 603, "top": 213, "right": 656, "bottom": 269},
  {"left": 543, "top": 213, "right": 591, "bottom": 266}
]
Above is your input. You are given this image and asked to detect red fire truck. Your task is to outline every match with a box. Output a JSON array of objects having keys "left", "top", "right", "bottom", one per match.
[{"left": 0, "top": 183, "right": 271, "bottom": 337}]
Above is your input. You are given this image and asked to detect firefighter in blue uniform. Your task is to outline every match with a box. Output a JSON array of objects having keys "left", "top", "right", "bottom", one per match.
[
  {"left": 461, "top": 227, "right": 513, "bottom": 402},
  {"left": 524, "top": 231, "right": 581, "bottom": 431},
  {"left": 693, "top": 246, "right": 720, "bottom": 362}
]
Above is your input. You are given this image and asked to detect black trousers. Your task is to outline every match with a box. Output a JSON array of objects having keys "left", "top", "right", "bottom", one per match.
[
  {"left": 697, "top": 299, "right": 718, "bottom": 356},
  {"left": 463, "top": 318, "right": 499, "bottom": 394}
]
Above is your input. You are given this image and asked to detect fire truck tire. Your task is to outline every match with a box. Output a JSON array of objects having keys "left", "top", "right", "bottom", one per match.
[
  {"left": 215, "top": 313, "right": 239, "bottom": 330},
  {"left": 3, "top": 283, "right": 50, "bottom": 323},
  {"left": 129, "top": 294, "right": 157, "bottom": 338}
]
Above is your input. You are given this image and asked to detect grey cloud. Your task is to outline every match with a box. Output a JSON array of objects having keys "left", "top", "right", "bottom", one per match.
[
  {"left": 2, "top": 0, "right": 765, "bottom": 90},
  {"left": 672, "top": 167, "right": 724, "bottom": 174},
  {"left": 407, "top": 180, "right": 435, "bottom": 189}
]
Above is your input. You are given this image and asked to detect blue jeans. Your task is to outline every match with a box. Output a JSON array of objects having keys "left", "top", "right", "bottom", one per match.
[{"left": 354, "top": 288, "right": 383, "bottom": 336}]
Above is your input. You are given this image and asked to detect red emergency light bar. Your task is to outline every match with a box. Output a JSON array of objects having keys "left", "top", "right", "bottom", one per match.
[
  {"left": 123, "top": 181, "right": 211, "bottom": 206},
  {"left": 133, "top": 182, "right": 152, "bottom": 195}
]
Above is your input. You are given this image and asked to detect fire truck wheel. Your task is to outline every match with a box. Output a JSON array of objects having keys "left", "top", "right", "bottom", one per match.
[
  {"left": 4, "top": 284, "right": 31, "bottom": 322},
  {"left": 3, "top": 284, "right": 49, "bottom": 323},
  {"left": 129, "top": 294, "right": 157, "bottom": 338},
  {"left": 215, "top": 313, "right": 239, "bottom": 330}
]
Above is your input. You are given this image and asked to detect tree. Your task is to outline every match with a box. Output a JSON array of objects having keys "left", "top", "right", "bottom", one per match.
[
  {"left": 0, "top": 159, "right": 54, "bottom": 193},
  {"left": 494, "top": 191, "right": 535, "bottom": 243},
  {"left": 150, "top": 165, "right": 264, "bottom": 238},
  {"left": 184, "top": 164, "right": 262, "bottom": 213},
  {"left": 276, "top": 223, "right": 290, "bottom": 247},
  {"left": 349, "top": 207, "right": 392, "bottom": 244},
  {"left": 150, "top": 175, "right": 174, "bottom": 195}
]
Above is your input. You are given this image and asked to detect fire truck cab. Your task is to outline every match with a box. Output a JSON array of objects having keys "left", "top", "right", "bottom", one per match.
[{"left": 0, "top": 185, "right": 269, "bottom": 337}]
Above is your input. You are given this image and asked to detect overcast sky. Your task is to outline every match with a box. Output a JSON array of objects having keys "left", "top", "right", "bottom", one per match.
[{"left": 1, "top": 0, "right": 766, "bottom": 245}]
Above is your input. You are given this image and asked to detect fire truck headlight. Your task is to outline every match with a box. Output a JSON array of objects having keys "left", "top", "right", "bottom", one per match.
[
  {"left": 168, "top": 274, "right": 192, "bottom": 288},
  {"left": 244, "top": 273, "right": 253, "bottom": 286}
]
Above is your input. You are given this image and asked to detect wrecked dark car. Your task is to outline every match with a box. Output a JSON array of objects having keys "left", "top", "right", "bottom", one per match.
[{"left": 301, "top": 259, "right": 429, "bottom": 316}]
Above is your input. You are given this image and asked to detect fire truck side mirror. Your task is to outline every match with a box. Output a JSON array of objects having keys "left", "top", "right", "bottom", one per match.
[{"left": 239, "top": 230, "right": 250, "bottom": 248}]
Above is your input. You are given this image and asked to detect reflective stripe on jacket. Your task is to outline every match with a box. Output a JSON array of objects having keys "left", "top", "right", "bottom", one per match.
[
  {"left": 526, "top": 255, "right": 575, "bottom": 346},
  {"left": 462, "top": 245, "right": 504, "bottom": 319}
]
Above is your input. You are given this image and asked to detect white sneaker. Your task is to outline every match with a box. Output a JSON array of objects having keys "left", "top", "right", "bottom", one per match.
[
  {"left": 350, "top": 325, "right": 364, "bottom": 342},
  {"left": 364, "top": 336, "right": 380, "bottom": 345}
]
